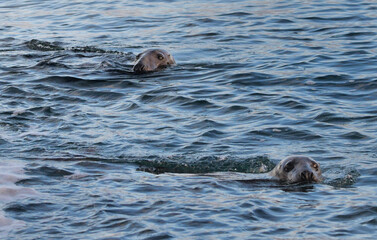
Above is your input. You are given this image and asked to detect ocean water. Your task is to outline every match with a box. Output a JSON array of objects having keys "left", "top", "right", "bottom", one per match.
[{"left": 1, "top": 0, "right": 376, "bottom": 239}]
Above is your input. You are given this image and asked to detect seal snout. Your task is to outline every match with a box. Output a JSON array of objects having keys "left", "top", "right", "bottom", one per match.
[
  {"left": 300, "top": 170, "right": 314, "bottom": 182},
  {"left": 132, "top": 62, "right": 145, "bottom": 73}
]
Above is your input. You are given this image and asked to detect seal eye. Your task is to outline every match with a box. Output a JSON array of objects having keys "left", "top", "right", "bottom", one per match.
[
  {"left": 157, "top": 54, "right": 164, "bottom": 60},
  {"left": 312, "top": 163, "right": 319, "bottom": 171},
  {"left": 284, "top": 162, "right": 294, "bottom": 172}
]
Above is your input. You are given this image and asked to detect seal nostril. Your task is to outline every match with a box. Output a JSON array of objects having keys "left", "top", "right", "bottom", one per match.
[
  {"left": 133, "top": 63, "right": 145, "bottom": 73},
  {"left": 301, "top": 170, "right": 312, "bottom": 181},
  {"left": 301, "top": 172, "right": 306, "bottom": 180}
]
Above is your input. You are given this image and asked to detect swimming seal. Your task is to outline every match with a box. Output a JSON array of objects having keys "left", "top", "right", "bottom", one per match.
[
  {"left": 133, "top": 49, "right": 175, "bottom": 73},
  {"left": 269, "top": 155, "right": 323, "bottom": 183}
]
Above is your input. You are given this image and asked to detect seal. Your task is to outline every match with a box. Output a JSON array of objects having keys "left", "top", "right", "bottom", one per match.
[
  {"left": 132, "top": 49, "right": 175, "bottom": 73},
  {"left": 269, "top": 155, "right": 323, "bottom": 183}
]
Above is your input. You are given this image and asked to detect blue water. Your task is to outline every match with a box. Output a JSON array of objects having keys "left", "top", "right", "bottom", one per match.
[{"left": 1, "top": 0, "right": 376, "bottom": 239}]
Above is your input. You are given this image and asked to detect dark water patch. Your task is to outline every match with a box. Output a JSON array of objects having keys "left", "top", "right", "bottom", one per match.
[
  {"left": 228, "top": 72, "right": 273, "bottom": 87},
  {"left": 266, "top": 27, "right": 308, "bottom": 33},
  {"left": 300, "top": 16, "right": 366, "bottom": 22},
  {"left": 314, "top": 112, "right": 352, "bottom": 124},
  {"left": 219, "top": 11, "right": 252, "bottom": 17},
  {"left": 124, "top": 102, "right": 140, "bottom": 111},
  {"left": 5, "top": 202, "right": 56, "bottom": 214},
  {"left": 329, "top": 205, "right": 377, "bottom": 222},
  {"left": 99, "top": 218, "right": 133, "bottom": 229},
  {"left": 139, "top": 94, "right": 188, "bottom": 105},
  {"left": 337, "top": 31, "right": 376, "bottom": 38},
  {"left": 351, "top": 79, "right": 377, "bottom": 91},
  {"left": 180, "top": 99, "right": 218, "bottom": 110},
  {"left": 52, "top": 95, "right": 87, "bottom": 104},
  {"left": 27, "top": 166, "right": 74, "bottom": 177},
  {"left": 314, "top": 74, "right": 350, "bottom": 83},
  {"left": 0, "top": 137, "right": 8, "bottom": 145},
  {"left": 201, "top": 129, "right": 226, "bottom": 138},
  {"left": 185, "top": 32, "right": 222, "bottom": 39},
  {"left": 271, "top": 18, "right": 294, "bottom": 24},
  {"left": 196, "top": 17, "right": 225, "bottom": 24},
  {"left": 220, "top": 105, "right": 249, "bottom": 114},
  {"left": 253, "top": 207, "right": 282, "bottom": 221},
  {"left": 22, "top": 52, "right": 51, "bottom": 59},
  {"left": 355, "top": 114, "right": 377, "bottom": 123},
  {"left": 276, "top": 99, "right": 307, "bottom": 109},
  {"left": 31, "top": 83, "right": 58, "bottom": 93},
  {"left": 21, "top": 147, "right": 47, "bottom": 154},
  {"left": 185, "top": 119, "right": 228, "bottom": 130},
  {"left": 342, "top": 50, "right": 371, "bottom": 56},
  {"left": 30, "top": 106, "right": 61, "bottom": 117},
  {"left": 2, "top": 86, "right": 28, "bottom": 95},
  {"left": 35, "top": 76, "right": 122, "bottom": 89},
  {"left": 340, "top": 131, "right": 369, "bottom": 140}
]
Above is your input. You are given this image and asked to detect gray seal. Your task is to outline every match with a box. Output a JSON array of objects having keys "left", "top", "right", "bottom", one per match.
[
  {"left": 169, "top": 155, "right": 323, "bottom": 185},
  {"left": 269, "top": 155, "right": 323, "bottom": 183},
  {"left": 133, "top": 49, "right": 175, "bottom": 73}
]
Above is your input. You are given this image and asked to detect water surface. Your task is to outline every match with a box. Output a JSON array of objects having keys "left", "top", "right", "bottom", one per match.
[{"left": 1, "top": 0, "right": 376, "bottom": 239}]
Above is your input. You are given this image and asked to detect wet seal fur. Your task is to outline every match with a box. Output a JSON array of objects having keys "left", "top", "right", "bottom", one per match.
[
  {"left": 269, "top": 155, "right": 323, "bottom": 183},
  {"left": 133, "top": 49, "right": 175, "bottom": 73},
  {"left": 160, "top": 155, "right": 323, "bottom": 186}
]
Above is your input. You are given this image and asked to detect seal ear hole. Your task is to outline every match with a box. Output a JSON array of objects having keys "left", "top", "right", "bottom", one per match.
[{"left": 284, "top": 161, "right": 294, "bottom": 172}]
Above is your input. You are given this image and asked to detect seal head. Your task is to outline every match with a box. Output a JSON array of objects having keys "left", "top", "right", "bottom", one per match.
[
  {"left": 269, "top": 156, "right": 323, "bottom": 183},
  {"left": 133, "top": 49, "right": 175, "bottom": 73}
]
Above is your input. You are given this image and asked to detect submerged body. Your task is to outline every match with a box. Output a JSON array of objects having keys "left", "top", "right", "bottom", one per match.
[
  {"left": 132, "top": 49, "right": 175, "bottom": 73},
  {"left": 171, "top": 156, "right": 323, "bottom": 184}
]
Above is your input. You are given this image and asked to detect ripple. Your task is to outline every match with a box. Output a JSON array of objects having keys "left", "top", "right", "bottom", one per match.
[
  {"left": 314, "top": 112, "right": 352, "bottom": 124},
  {"left": 201, "top": 129, "right": 226, "bottom": 138},
  {"left": 340, "top": 131, "right": 369, "bottom": 140},
  {"left": 277, "top": 100, "right": 307, "bottom": 109},
  {"left": 35, "top": 76, "right": 125, "bottom": 89},
  {"left": 220, "top": 105, "right": 249, "bottom": 114},
  {"left": 28, "top": 166, "right": 73, "bottom": 177},
  {"left": 228, "top": 72, "right": 273, "bottom": 87},
  {"left": 249, "top": 127, "right": 322, "bottom": 141},
  {"left": 185, "top": 119, "right": 227, "bottom": 130},
  {"left": 329, "top": 205, "right": 377, "bottom": 222},
  {"left": 69, "top": 89, "right": 124, "bottom": 101},
  {"left": 300, "top": 16, "right": 364, "bottom": 22},
  {"left": 180, "top": 99, "right": 218, "bottom": 110},
  {"left": 2, "top": 86, "right": 27, "bottom": 95}
]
